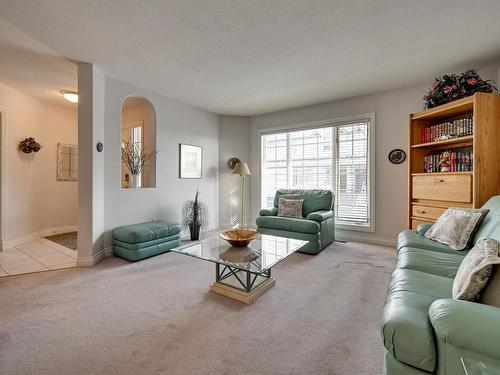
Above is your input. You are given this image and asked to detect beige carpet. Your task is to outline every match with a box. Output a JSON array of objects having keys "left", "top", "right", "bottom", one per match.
[{"left": 0, "top": 241, "right": 395, "bottom": 375}]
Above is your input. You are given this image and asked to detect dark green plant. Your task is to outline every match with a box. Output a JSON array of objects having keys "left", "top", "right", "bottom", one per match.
[
  {"left": 423, "top": 69, "right": 497, "bottom": 109},
  {"left": 182, "top": 190, "right": 208, "bottom": 230}
]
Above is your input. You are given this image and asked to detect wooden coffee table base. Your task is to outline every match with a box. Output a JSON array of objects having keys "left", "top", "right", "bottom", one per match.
[{"left": 210, "top": 277, "right": 275, "bottom": 304}]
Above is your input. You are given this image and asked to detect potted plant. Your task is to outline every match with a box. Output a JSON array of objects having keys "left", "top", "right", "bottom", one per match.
[
  {"left": 423, "top": 69, "right": 496, "bottom": 109},
  {"left": 121, "top": 140, "right": 158, "bottom": 188},
  {"left": 182, "top": 190, "right": 208, "bottom": 240}
]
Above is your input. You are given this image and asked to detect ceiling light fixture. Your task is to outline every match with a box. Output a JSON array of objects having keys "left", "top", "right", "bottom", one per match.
[{"left": 61, "top": 90, "right": 78, "bottom": 103}]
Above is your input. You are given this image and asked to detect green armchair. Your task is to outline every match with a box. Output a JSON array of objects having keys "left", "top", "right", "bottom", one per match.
[{"left": 256, "top": 189, "right": 335, "bottom": 254}]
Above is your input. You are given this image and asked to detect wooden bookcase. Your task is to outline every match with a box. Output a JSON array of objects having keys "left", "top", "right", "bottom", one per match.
[{"left": 408, "top": 93, "right": 500, "bottom": 229}]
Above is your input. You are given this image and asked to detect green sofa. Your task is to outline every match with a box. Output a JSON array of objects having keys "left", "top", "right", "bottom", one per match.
[
  {"left": 256, "top": 189, "right": 335, "bottom": 254},
  {"left": 382, "top": 195, "right": 500, "bottom": 375}
]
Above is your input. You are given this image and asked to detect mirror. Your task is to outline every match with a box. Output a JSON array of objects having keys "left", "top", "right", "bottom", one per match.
[
  {"left": 57, "top": 143, "right": 78, "bottom": 181},
  {"left": 121, "top": 97, "right": 156, "bottom": 188}
]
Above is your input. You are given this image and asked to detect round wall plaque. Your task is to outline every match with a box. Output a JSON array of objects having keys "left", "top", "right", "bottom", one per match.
[
  {"left": 388, "top": 149, "right": 406, "bottom": 164},
  {"left": 227, "top": 157, "right": 241, "bottom": 169},
  {"left": 96, "top": 141, "right": 103, "bottom": 152}
]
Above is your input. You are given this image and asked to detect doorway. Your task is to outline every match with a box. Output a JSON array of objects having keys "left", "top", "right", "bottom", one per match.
[{"left": 0, "top": 98, "right": 79, "bottom": 277}]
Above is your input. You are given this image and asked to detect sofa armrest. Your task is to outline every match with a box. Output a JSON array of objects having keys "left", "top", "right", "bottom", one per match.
[
  {"left": 259, "top": 207, "right": 277, "bottom": 216},
  {"left": 430, "top": 299, "right": 500, "bottom": 359},
  {"left": 306, "top": 210, "right": 333, "bottom": 223},
  {"left": 416, "top": 223, "right": 433, "bottom": 236}
]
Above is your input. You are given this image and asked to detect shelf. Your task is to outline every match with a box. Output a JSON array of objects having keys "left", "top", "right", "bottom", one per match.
[
  {"left": 408, "top": 93, "right": 500, "bottom": 228},
  {"left": 411, "top": 172, "right": 473, "bottom": 176},
  {"left": 411, "top": 95, "right": 474, "bottom": 121},
  {"left": 411, "top": 135, "right": 473, "bottom": 149}
]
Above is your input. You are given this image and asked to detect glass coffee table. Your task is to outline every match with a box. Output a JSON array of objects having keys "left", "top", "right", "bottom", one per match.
[{"left": 170, "top": 233, "right": 307, "bottom": 304}]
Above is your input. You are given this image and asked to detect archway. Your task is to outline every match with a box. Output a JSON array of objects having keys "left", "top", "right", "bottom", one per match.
[{"left": 121, "top": 97, "right": 157, "bottom": 189}]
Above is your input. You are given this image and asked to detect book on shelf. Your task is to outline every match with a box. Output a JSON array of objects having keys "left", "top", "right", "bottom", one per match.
[
  {"left": 423, "top": 150, "right": 473, "bottom": 173},
  {"left": 420, "top": 116, "right": 473, "bottom": 143}
]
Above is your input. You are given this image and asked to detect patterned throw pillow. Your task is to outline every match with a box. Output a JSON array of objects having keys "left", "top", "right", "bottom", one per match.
[
  {"left": 425, "top": 208, "right": 489, "bottom": 250},
  {"left": 453, "top": 239, "right": 500, "bottom": 301},
  {"left": 278, "top": 198, "right": 303, "bottom": 218}
]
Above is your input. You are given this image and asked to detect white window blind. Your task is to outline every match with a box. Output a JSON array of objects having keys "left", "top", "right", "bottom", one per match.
[
  {"left": 335, "top": 121, "right": 370, "bottom": 225},
  {"left": 261, "top": 118, "right": 371, "bottom": 229}
]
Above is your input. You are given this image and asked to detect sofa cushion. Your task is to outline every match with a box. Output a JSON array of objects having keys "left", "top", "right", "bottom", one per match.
[
  {"left": 273, "top": 189, "right": 333, "bottom": 216},
  {"left": 474, "top": 196, "right": 500, "bottom": 244},
  {"left": 381, "top": 269, "right": 453, "bottom": 372},
  {"left": 397, "top": 247, "right": 465, "bottom": 279},
  {"left": 397, "top": 230, "right": 467, "bottom": 255},
  {"left": 256, "top": 216, "right": 320, "bottom": 234},
  {"left": 112, "top": 220, "right": 181, "bottom": 244}
]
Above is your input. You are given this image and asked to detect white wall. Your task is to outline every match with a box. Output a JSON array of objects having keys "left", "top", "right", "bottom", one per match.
[
  {"left": 218, "top": 65, "right": 500, "bottom": 245},
  {"left": 0, "top": 82, "right": 77, "bottom": 247},
  {"left": 218, "top": 116, "right": 251, "bottom": 228},
  {"left": 103, "top": 77, "right": 219, "bottom": 248}
]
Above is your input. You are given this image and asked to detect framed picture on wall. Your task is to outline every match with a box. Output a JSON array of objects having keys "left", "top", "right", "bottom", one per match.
[{"left": 179, "top": 144, "right": 202, "bottom": 178}]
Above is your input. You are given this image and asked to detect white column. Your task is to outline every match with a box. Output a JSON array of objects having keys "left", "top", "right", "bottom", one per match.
[{"left": 77, "top": 63, "right": 105, "bottom": 266}]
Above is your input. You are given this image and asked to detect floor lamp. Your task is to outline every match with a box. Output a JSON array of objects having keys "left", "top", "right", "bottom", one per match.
[{"left": 232, "top": 163, "right": 251, "bottom": 229}]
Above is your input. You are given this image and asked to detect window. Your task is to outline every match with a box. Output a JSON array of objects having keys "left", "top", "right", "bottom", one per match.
[
  {"left": 261, "top": 115, "right": 374, "bottom": 231},
  {"left": 339, "top": 168, "right": 347, "bottom": 192}
]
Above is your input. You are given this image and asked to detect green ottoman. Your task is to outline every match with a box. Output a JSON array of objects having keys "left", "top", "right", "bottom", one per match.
[{"left": 112, "top": 220, "right": 181, "bottom": 261}]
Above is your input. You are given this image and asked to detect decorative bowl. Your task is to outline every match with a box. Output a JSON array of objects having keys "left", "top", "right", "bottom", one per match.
[{"left": 219, "top": 230, "right": 258, "bottom": 247}]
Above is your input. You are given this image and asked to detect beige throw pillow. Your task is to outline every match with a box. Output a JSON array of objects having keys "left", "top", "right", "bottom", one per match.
[
  {"left": 278, "top": 198, "right": 303, "bottom": 218},
  {"left": 425, "top": 208, "right": 488, "bottom": 250},
  {"left": 453, "top": 239, "right": 500, "bottom": 301}
]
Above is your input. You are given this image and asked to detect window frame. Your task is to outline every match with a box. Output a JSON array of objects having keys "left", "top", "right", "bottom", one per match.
[{"left": 259, "top": 113, "right": 376, "bottom": 233}]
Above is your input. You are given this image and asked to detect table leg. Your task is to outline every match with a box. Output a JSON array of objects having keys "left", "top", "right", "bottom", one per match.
[{"left": 210, "top": 265, "right": 275, "bottom": 304}]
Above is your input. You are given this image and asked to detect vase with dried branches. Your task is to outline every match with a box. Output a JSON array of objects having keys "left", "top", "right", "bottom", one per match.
[
  {"left": 182, "top": 190, "right": 208, "bottom": 240},
  {"left": 121, "top": 140, "right": 158, "bottom": 188}
]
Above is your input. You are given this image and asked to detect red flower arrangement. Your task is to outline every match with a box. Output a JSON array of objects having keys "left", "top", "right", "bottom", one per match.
[{"left": 423, "top": 69, "right": 496, "bottom": 109}]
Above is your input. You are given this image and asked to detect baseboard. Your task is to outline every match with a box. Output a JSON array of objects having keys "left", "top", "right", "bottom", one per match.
[
  {"left": 335, "top": 230, "right": 396, "bottom": 247},
  {"left": 76, "top": 246, "right": 114, "bottom": 267},
  {"left": 1, "top": 225, "right": 78, "bottom": 250},
  {"left": 104, "top": 247, "right": 114, "bottom": 257}
]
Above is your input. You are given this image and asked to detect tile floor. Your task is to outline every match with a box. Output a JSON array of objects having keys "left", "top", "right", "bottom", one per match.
[{"left": 0, "top": 238, "right": 76, "bottom": 277}]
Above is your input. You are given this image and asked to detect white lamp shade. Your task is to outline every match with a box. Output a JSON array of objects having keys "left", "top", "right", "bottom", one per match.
[{"left": 232, "top": 162, "right": 251, "bottom": 176}]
